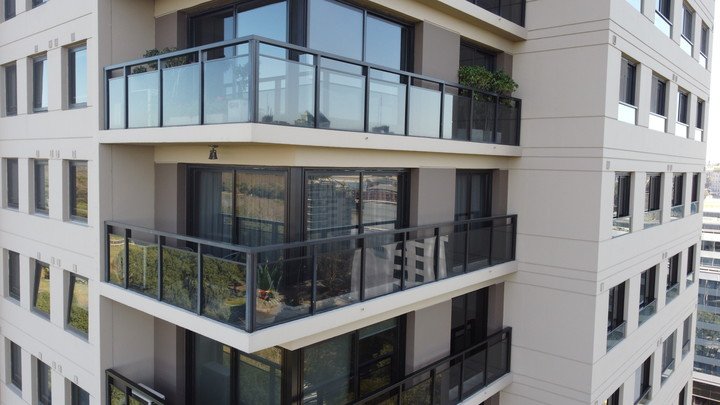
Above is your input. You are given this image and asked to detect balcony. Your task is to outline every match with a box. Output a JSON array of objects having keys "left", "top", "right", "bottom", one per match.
[
  {"left": 666, "top": 283, "right": 680, "bottom": 303},
  {"left": 107, "top": 369, "right": 166, "bottom": 405},
  {"left": 671, "top": 204, "right": 684, "bottom": 220},
  {"left": 105, "top": 215, "right": 516, "bottom": 332},
  {"left": 644, "top": 210, "right": 661, "bottom": 229},
  {"left": 607, "top": 322, "right": 626, "bottom": 351},
  {"left": 104, "top": 36, "right": 521, "bottom": 146},
  {"left": 465, "top": 0, "right": 525, "bottom": 26},
  {"left": 638, "top": 300, "right": 657, "bottom": 326},
  {"left": 357, "top": 328, "right": 511, "bottom": 404}
]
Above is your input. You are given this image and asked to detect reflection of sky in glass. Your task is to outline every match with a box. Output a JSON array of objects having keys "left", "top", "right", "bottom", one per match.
[
  {"left": 237, "top": 2, "right": 287, "bottom": 41},
  {"left": 73, "top": 48, "right": 87, "bottom": 104},
  {"left": 365, "top": 16, "right": 402, "bottom": 70},
  {"left": 308, "top": 0, "right": 363, "bottom": 60}
]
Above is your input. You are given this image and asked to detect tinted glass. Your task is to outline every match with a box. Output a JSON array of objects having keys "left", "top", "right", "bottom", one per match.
[
  {"left": 8, "top": 250, "right": 19, "bottom": 300},
  {"left": 455, "top": 171, "right": 492, "bottom": 220},
  {"left": 358, "top": 319, "right": 399, "bottom": 396},
  {"left": 303, "top": 333, "right": 354, "bottom": 404},
  {"left": 650, "top": 76, "right": 666, "bottom": 116},
  {"left": 71, "top": 383, "right": 90, "bottom": 405},
  {"left": 69, "top": 47, "right": 87, "bottom": 107},
  {"left": 645, "top": 174, "right": 661, "bottom": 211},
  {"left": 191, "top": 9, "right": 234, "bottom": 47},
  {"left": 68, "top": 274, "right": 89, "bottom": 335},
  {"left": 10, "top": 341, "right": 21, "bottom": 389},
  {"left": 672, "top": 174, "right": 684, "bottom": 206},
  {"left": 33, "top": 57, "right": 48, "bottom": 111},
  {"left": 6, "top": 158, "right": 18, "bottom": 208},
  {"left": 614, "top": 174, "right": 631, "bottom": 218},
  {"left": 237, "top": 348, "right": 283, "bottom": 404},
  {"left": 4, "top": 0, "right": 15, "bottom": 19},
  {"left": 235, "top": 170, "right": 286, "bottom": 246},
  {"left": 34, "top": 261, "right": 51, "bottom": 316},
  {"left": 306, "top": 172, "right": 361, "bottom": 239},
  {"left": 697, "top": 100, "right": 704, "bottom": 129},
  {"left": 365, "top": 15, "right": 405, "bottom": 70},
  {"left": 682, "top": 5, "right": 693, "bottom": 39},
  {"left": 460, "top": 42, "right": 496, "bottom": 71},
  {"left": 4, "top": 64, "right": 16, "bottom": 115},
  {"left": 657, "top": 0, "right": 671, "bottom": 18},
  {"left": 619, "top": 58, "right": 636, "bottom": 105},
  {"left": 308, "top": 0, "right": 363, "bottom": 60},
  {"left": 70, "top": 161, "right": 88, "bottom": 221},
  {"left": 193, "top": 334, "right": 232, "bottom": 404},
  {"left": 701, "top": 25, "right": 709, "bottom": 54},
  {"left": 236, "top": 1, "right": 287, "bottom": 41},
  {"left": 37, "top": 360, "right": 52, "bottom": 405},
  {"left": 678, "top": 92, "right": 689, "bottom": 123},
  {"left": 34, "top": 159, "right": 49, "bottom": 214}
]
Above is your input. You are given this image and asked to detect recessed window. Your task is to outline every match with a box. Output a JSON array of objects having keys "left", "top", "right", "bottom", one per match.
[
  {"left": 69, "top": 160, "right": 88, "bottom": 222},
  {"left": 682, "top": 315, "right": 692, "bottom": 356},
  {"left": 645, "top": 173, "right": 661, "bottom": 212},
  {"left": 607, "top": 282, "right": 626, "bottom": 350},
  {"left": 614, "top": 173, "right": 631, "bottom": 219},
  {"left": 682, "top": 4, "right": 694, "bottom": 42},
  {"left": 697, "top": 99, "right": 705, "bottom": 130},
  {"left": 37, "top": 359, "right": 52, "bottom": 405},
  {"left": 71, "top": 383, "right": 90, "bottom": 405},
  {"left": 32, "top": 0, "right": 47, "bottom": 8},
  {"left": 34, "top": 159, "right": 49, "bottom": 215},
  {"left": 68, "top": 45, "right": 87, "bottom": 108},
  {"left": 4, "top": 0, "right": 15, "bottom": 19},
  {"left": 677, "top": 91, "right": 689, "bottom": 124},
  {"left": 650, "top": 75, "right": 666, "bottom": 116},
  {"left": 667, "top": 253, "right": 680, "bottom": 302},
  {"left": 692, "top": 173, "right": 699, "bottom": 203},
  {"left": 619, "top": 57, "right": 637, "bottom": 106},
  {"left": 33, "top": 261, "right": 51, "bottom": 317},
  {"left": 672, "top": 173, "right": 684, "bottom": 207},
  {"left": 634, "top": 356, "right": 651, "bottom": 403},
  {"left": 4, "top": 63, "right": 17, "bottom": 116},
  {"left": 10, "top": 341, "right": 21, "bottom": 390},
  {"left": 700, "top": 24, "right": 710, "bottom": 57},
  {"left": 687, "top": 245, "right": 695, "bottom": 284},
  {"left": 661, "top": 332, "right": 676, "bottom": 383},
  {"left": 605, "top": 388, "right": 621, "bottom": 405},
  {"left": 460, "top": 42, "right": 496, "bottom": 71},
  {"left": 451, "top": 287, "right": 489, "bottom": 354},
  {"left": 7, "top": 250, "right": 20, "bottom": 301},
  {"left": 657, "top": 0, "right": 671, "bottom": 19},
  {"left": 67, "top": 273, "right": 89, "bottom": 336},
  {"left": 32, "top": 55, "right": 48, "bottom": 112},
  {"left": 5, "top": 157, "right": 18, "bottom": 209},
  {"left": 639, "top": 267, "right": 656, "bottom": 321}
]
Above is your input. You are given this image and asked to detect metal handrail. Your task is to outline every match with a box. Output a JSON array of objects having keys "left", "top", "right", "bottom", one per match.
[
  {"left": 104, "top": 35, "right": 521, "bottom": 145},
  {"left": 106, "top": 369, "right": 166, "bottom": 405}
]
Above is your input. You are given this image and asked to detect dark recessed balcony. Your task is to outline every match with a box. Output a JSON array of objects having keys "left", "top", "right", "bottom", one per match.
[
  {"left": 466, "top": 0, "right": 525, "bottom": 27},
  {"left": 104, "top": 36, "right": 521, "bottom": 146},
  {"left": 105, "top": 214, "right": 516, "bottom": 332}
]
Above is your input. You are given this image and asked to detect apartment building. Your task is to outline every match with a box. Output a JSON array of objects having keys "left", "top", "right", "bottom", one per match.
[{"left": 0, "top": 0, "right": 711, "bottom": 404}]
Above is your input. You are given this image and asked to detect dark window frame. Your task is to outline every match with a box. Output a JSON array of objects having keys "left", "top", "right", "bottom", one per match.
[
  {"left": 4, "top": 63, "right": 17, "bottom": 116},
  {"left": 37, "top": 359, "right": 52, "bottom": 405},
  {"left": 657, "top": 0, "right": 671, "bottom": 20},
  {"left": 68, "top": 45, "right": 87, "bottom": 109},
  {"left": 677, "top": 91, "right": 689, "bottom": 124},
  {"left": 455, "top": 170, "right": 493, "bottom": 220},
  {"left": 650, "top": 75, "right": 667, "bottom": 116},
  {"left": 71, "top": 383, "right": 90, "bottom": 405},
  {"left": 4, "top": 0, "right": 15, "bottom": 19},
  {"left": 700, "top": 24, "right": 710, "bottom": 56},
  {"left": 69, "top": 160, "right": 88, "bottom": 222},
  {"left": 8, "top": 250, "right": 20, "bottom": 301},
  {"left": 682, "top": 3, "right": 694, "bottom": 41},
  {"left": 620, "top": 57, "right": 637, "bottom": 106},
  {"left": 10, "top": 341, "right": 21, "bottom": 390},
  {"left": 459, "top": 41, "right": 497, "bottom": 71},
  {"left": 639, "top": 266, "right": 656, "bottom": 309},
  {"left": 6, "top": 157, "right": 18, "bottom": 209},
  {"left": 451, "top": 287, "right": 490, "bottom": 355},
  {"left": 32, "top": 55, "right": 48, "bottom": 113},
  {"left": 645, "top": 173, "right": 661, "bottom": 212},
  {"left": 67, "top": 273, "right": 89, "bottom": 337},
  {"left": 614, "top": 173, "right": 631, "bottom": 219},
  {"left": 667, "top": 253, "right": 680, "bottom": 289},
  {"left": 672, "top": 173, "right": 684, "bottom": 207},
  {"left": 32, "top": 260, "right": 51, "bottom": 318},
  {"left": 34, "top": 159, "right": 49, "bottom": 215},
  {"left": 608, "top": 282, "right": 626, "bottom": 332}
]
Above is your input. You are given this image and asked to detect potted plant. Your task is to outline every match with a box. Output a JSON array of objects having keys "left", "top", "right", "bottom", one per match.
[
  {"left": 256, "top": 260, "right": 284, "bottom": 323},
  {"left": 458, "top": 66, "right": 518, "bottom": 96}
]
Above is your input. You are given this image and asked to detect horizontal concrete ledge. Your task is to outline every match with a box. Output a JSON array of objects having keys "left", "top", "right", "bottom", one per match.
[
  {"left": 99, "top": 123, "right": 522, "bottom": 157},
  {"left": 99, "top": 260, "right": 517, "bottom": 353},
  {"left": 424, "top": 0, "right": 527, "bottom": 41},
  {"left": 461, "top": 373, "right": 514, "bottom": 404}
]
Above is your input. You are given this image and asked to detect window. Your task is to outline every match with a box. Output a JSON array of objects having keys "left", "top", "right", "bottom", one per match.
[
  {"left": 604, "top": 388, "right": 620, "bottom": 405},
  {"left": 34, "top": 159, "right": 49, "bottom": 215},
  {"left": 682, "top": 315, "right": 692, "bottom": 356},
  {"left": 667, "top": 253, "right": 680, "bottom": 288},
  {"left": 679, "top": 387, "right": 686, "bottom": 405},
  {"left": 32, "top": 55, "right": 48, "bottom": 112},
  {"left": 608, "top": 282, "right": 625, "bottom": 333},
  {"left": 639, "top": 267, "right": 656, "bottom": 309},
  {"left": 451, "top": 288, "right": 489, "bottom": 354},
  {"left": 619, "top": 57, "right": 637, "bottom": 106},
  {"left": 645, "top": 173, "right": 661, "bottom": 211},
  {"left": 4, "top": 63, "right": 16, "bottom": 116},
  {"left": 10, "top": 341, "right": 21, "bottom": 389},
  {"left": 650, "top": 75, "right": 666, "bottom": 116},
  {"left": 33, "top": 261, "right": 50, "bottom": 317},
  {"left": 692, "top": 173, "right": 699, "bottom": 203},
  {"left": 657, "top": 0, "right": 671, "bottom": 19},
  {"left": 697, "top": 99, "right": 704, "bottom": 130},
  {"left": 69, "top": 161, "right": 88, "bottom": 222},
  {"left": 4, "top": 0, "right": 15, "bottom": 19},
  {"left": 687, "top": 245, "right": 695, "bottom": 283},
  {"left": 5, "top": 157, "right": 18, "bottom": 209},
  {"left": 455, "top": 171, "right": 492, "bottom": 220},
  {"left": 68, "top": 46, "right": 87, "bottom": 108},
  {"left": 614, "top": 173, "right": 631, "bottom": 218},
  {"left": 67, "top": 274, "right": 89, "bottom": 336},
  {"left": 677, "top": 91, "right": 689, "bottom": 124},
  {"left": 71, "top": 383, "right": 90, "bottom": 405},
  {"left": 634, "top": 356, "right": 651, "bottom": 403},
  {"left": 672, "top": 173, "right": 684, "bottom": 207},
  {"left": 682, "top": 4, "right": 693, "bottom": 41},
  {"left": 32, "top": 0, "right": 47, "bottom": 7},
  {"left": 661, "top": 332, "right": 675, "bottom": 382},
  {"left": 701, "top": 24, "right": 709, "bottom": 56},
  {"left": 460, "top": 42, "right": 496, "bottom": 71},
  {"left": 8, "top": 250, "right": 19, "bottom": 300},
  {"left": 37, "top": 359, "right": 51, "bottom": 405}
]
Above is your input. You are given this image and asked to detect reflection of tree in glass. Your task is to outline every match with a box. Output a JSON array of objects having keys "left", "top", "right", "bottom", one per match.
[
  {"left": 161, "top": 246, "right": 198, "bottom": 311},
  {"left": 68, "top": 276, "right": 89, "bottom": 334},
  {"left": 238, "top": 347, "right": 282, "bottom": 404},
  {"left": 203, "top": 254, "right": 246, "bottom": 326}
]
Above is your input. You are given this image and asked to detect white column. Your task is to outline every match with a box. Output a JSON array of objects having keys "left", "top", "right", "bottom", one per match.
[
  {"left": 17, "top": 57, "right": 29, "bottom": 115},
  {"left": 626, "top": 274, "right": 640, "bottom": 335},
  {"left": 631, "top": 172, "right": 646, "bottom": 232},
  {"left": 48, "top": 159, "right": 63, "bottom": 221},
  {"left": 47, "top": 47, "right": 62, "bottom": 112},
  {"left": 661, "top": 172, "right": 672, "bottom": 224},
  {"left": 637, "top": 65, "right": 652, "bottom": 128},
  {"left": 18, "top": 158, "right": 30, "bottom": 214}
]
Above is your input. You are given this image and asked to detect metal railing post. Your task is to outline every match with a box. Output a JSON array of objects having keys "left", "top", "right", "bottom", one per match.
[
  {"left": 439, "top": 83, "right": 445, "bottom": 139},
  {"left": 158, "top": 57, "right": 163, "bottom": 127},
  {"left": 246, "top": 252, "right": 256, "bottom": 332},
  {"left": 123, "top": 228, "right": 131, "bottom": 289},
  {"left": 311, "top": 245, "right": 318, "bottom": 314},
  {"left": 488, "top": 219, "right": 495, "bottom": 267},
  {"left": 464, "top": 222, "right": 470, "bottom": 273},
  {"left": 400, "top": 232, "right": 407, "bottom": 290},
  {"left": 157, "top": 235, "right": 164, "bottom": 301},
  {"left": 248, "top": 39, "right": 259, "bottom": 123},
  {"left": 196, "top": 244, "right": 203, "bottom": 315},
  {"left": 199, "top": 50, "right": 204, "bottom": 125}
]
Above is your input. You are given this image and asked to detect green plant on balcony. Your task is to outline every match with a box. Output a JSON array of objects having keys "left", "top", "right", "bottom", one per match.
[
  {"left": 131, "top": 47, "right": 190, "bottom": 74},
  {"left": 256, "top": 260, "right": 284, "bottom": 322},
  {"left": 458, "top": 66, "right": 518, "bottom": 97}
]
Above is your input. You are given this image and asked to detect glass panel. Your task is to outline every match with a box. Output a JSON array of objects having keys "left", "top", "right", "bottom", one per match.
[
  {"left": 655, "top": 12, "right": 672, "bottom": 36},
  {"left": 128, "top": 71, "right": 160, "bottom": 128},
  {"left": 443, "top": 226, "right": 467, "bottom": 278},
  {"left": 108, "top": 77, "right": 126, "bottom": 129},
  {"left": 37, "top": 361, "right": 52, "bottom": 405},
  {"left": 34, "top": 159, "right": 49, "bottom": 214},
  {"left": 236, "top": 1, "right": 287, "bottom": 41},
  {"left": 71, "top": 384, "right": 90, "bottom": 405},
  {"left": 256, "top": 254, "right": 312, "bottom": 327},
  {"left": 5, "top": 64, "right": 17, "bottom": 115},
  {"left": 303, "top": 333, "right": 355, "bottom": 404},
  {"left": 363, "top": 173, "right": 399, "bottom": 230},
  {"left": 162, "top": 63, "right": 200, "bottom": 126},
  {"left": 400, "top": 374, "right": 432, "bottom": 404},
  {"left": 368, "top": 78, "right": 406, "bottom": 135},
  {"left": 161, "top": 244, "right": 198, "bottom": 312},
  {"left": 68, "top": 275, "right": 89, "bottom": 335},
  {"left": 491, "top": 219, "right": 514, "bottom": 264},
  {"left": 408, "top": 84, "right": 441, "bottom": 137},
  {"left": 193, "top": 334, "right": 231, "bottom": 404},
  {"left": 404, "top": 235, "right": 437, "bottom": 288},
  {"left": 69, "top": 161, "right": 88, "bottom": 221},
  {"left": 192, "top": 170, "right": 234, "bottom": 245},
  {"left": 365, "top": 15, "right": 404, "bottom": 70},
  {"left": 308, "top": 0, "right": 363, "bottom": 60},
  {"left": 70, "top": 47, "right": 87, "bottom": 106},
  {"left": 433, "top": 361, "right": 461, "bottom": 405},
  {"left": 190, "top": 8, "right": 233, "bottom": 47},
  {"left": 467, "top": 221, "right": 491, "bottom": 271},
  {"left": 462, "top": 347, "right": 486, "bottom": 395},
  {"left": 204, "top": 54, "right": 250, "bottom": 124},
  {"left": 9, "top": 251, "right": 20, "bottom": 300},
  {"left": 363, "top": 235, "right": 402, "bottom": 299},
  {"left": 127, "top": 237, "right": 159, "bottom": 298},
  {"left": 108, "top": 233, "right": 126, "bottom": 286},
  {"left": 607, "top": 322, "right": 626, "bottom": 351},
  {"left": 443, "top": 87, "right": 471, "bottom": 141},
  {"left": 358, "top": 319, "right": 398, "bottom": 396},
  {"left": 202, "top": 252, "right": 246, "bottom": 328},
  {"left": 319, "top": 67, "right": 365, "bottom": 131},
  {"left": 471, "top": 94, "right": 496, "bottom": 143},
  {"left": 627, "top": 0, "right": 641, "bottom": 11},
  {"left": 486, "top": 334, "right": 509, "bottom": 383},
  {"left": 306, "top": 173, "right": 360, "bottom": 240},
  {"left": 238, "top": 348, "right": 283, "bottom": 404},
  {"left": 6, "top": 158, "right": 18, "bottom": 209},
  {"left": 33, "top": 58, "right": 48, "bottom": 111},
  {"left": 34, "top": 262, "right": 51, "bottom": 316},
  {"left": 235, "top": 170, "right": 287, "bottom": 247},
  {"left": 497, "top": 97, "right": 519, "bottom": 145},
  {"left": 316, "top": 245, "right": 361, "bottom": 311},
  {"left": 109, "top": 383, "right": 127, "bottom": 405},
  {"left": 258, "top": 56, "right": 315, "bottom": 127}
]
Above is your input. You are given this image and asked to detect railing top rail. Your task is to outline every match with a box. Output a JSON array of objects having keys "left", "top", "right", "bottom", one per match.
[
  {"left": 106, "top": 214, "right": 517, "bottom": 255},
  {"left": 104, "top": 34, "right": 521, "bottom": 103},
  {"left": 354, "top": 327, "right": 512, "bottom": 404},
  {"left": 608, "top": 321, "right": 626, "bottom": 334},
  {"left": 106, "top": 369, "right": 166, "bottom": 403}
]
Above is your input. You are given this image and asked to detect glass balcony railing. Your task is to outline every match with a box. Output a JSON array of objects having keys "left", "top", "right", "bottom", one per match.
[
  {"left": 105, "top": 36, "right": 521, "bottom": 146},
  {"left": 671, "top": 204, "right": 684, "bottom": 220},
  {"left": 612, "top": 216, "right": 631, "bottom": 237},
  {"left": 661, "top": 360, "right": 675, "bottom": 384},
  {"left": 644, "top": 210, "right": 661, "bottom": 229},
  {"left": 638, "top": 300, "right": 657, "bottom": 326},
  {"left": 666, "top": 283, "right": 680, "bottom": 303},
  {"left": 358, "top": 328, "right": 511, "bottom": 405},
  {"left": 607, "top": 322, "right": 626, "bottom": 351},
  {"left": 107, "top": 369, "right": 166, "bottom": 405},
  {"left": 105, "top": 215, "right": 517, "bottom": 332},
  {"left": 691, "top": 201, "right": 699, "bottom": 215},
  {"left": 637, "top": 386, "right": 652, "bottom": 404},
  {"left": 466, "top": 0, "right": 525, "bottom": 26}
]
